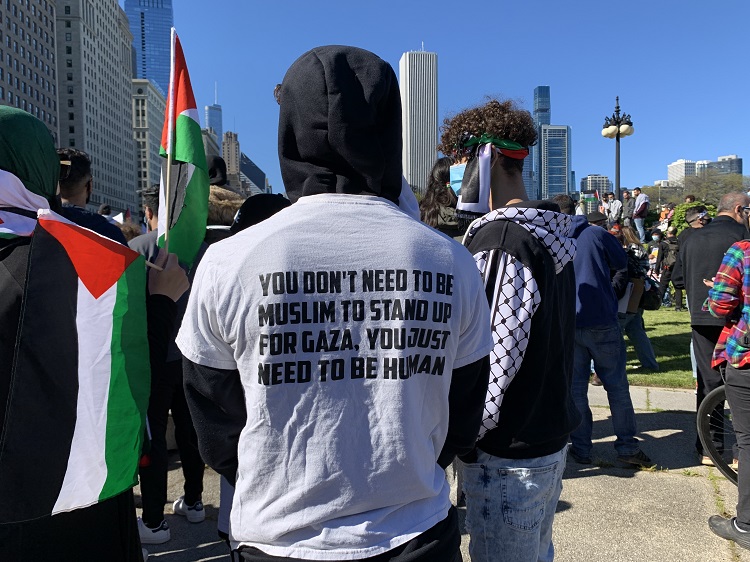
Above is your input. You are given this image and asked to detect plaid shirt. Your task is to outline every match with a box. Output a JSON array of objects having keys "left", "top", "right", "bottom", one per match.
[{"left": 705, "top": 240, "right": 750, "bottom": 368}]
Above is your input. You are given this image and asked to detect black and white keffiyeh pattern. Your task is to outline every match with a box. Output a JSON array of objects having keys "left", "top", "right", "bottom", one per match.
[
  {"left": 466, "top": 206, "right": 578, "bottom": 438},
  {"left": 474, "top": 249, "right": 539, "bottom": 438},
  {"left": 465, "top": 207, "right": 577, "bottom": 273}
]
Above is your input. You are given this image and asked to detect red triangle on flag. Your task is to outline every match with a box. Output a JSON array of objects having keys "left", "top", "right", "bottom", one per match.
[
  {"left": 39, "top": 217, "right": 139, "bottom": 299},
  {"left": 161, "top": 33, "right": 197, "bottom": 152}
]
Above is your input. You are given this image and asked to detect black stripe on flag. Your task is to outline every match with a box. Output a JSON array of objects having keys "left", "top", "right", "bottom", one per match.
[{"left": 0, "top": 226, "right": 79, "bottom": 523}]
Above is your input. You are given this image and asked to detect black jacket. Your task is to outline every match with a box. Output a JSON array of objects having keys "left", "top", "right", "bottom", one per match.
[
  {"left": 462, "top": 202, "right": 582, "bottom": 459},
  {"left": 672, "top": 215, "right": 749, "bottom": 325}
]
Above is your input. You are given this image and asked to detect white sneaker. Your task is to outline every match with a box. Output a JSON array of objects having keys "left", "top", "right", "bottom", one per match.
[
  {"left": 172, "top": 496, "right": 205, "bottom": 523},
  {"left": 137, "top": 517, "right": 171, "bottom": 544}
]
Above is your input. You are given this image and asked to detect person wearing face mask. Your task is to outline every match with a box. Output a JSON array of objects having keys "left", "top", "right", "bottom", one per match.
[
  {"left": 672, "top": 192, "right": 750, "bottom": 464},
  {"left": 418, "top": 157, "right": 461, "bottom": 239},
  {"left": 647, "top": 229, "right": 668, "bottom": 283}
]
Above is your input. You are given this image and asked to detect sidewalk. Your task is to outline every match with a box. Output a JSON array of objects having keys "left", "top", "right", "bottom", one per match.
[{"left": 137, "top": 385, "right": 748, "bottom": 562}]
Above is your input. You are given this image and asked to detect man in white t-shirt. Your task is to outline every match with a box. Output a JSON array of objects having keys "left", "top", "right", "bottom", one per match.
[{"left": 177, "top": 45, "right": 493, "bottom": 562}]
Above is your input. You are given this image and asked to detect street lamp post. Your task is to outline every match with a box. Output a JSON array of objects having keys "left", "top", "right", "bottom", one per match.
[{"left": 601, "top": 96, "right": 634, "bottom": 201}]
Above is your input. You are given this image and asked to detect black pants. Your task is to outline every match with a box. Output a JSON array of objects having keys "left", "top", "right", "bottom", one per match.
[
  {"left": 0, "top": 490, "right": 143, "bottom": 561},
  {"left": 659, "top": 267, "right": 683, "bottom": 308},
  {"left": 693, "top": 325, "right": 725, "bottom": 454},
  {"left": 725, "top": 365, "right": 750, "bottom": 528},
  {"left": 140, "top": 359, "right": 205, "bottom": 527},
  {"left": 236, "top": 506, "right": 462, "bottom": 562}
]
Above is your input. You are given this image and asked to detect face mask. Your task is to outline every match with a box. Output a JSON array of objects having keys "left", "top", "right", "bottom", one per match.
[
  {"left": 449, "top": 163, "right": 466, "bottom": 195},
  {"left": 652, "top": 236, "right": 660, "bottom": 242}
]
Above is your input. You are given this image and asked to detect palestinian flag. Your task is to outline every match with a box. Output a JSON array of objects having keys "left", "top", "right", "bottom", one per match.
[
  {"left": 158, "top": 29, "right": 209, "bottom": 268},
  {"left": 0, "top": 210, "right": 151, "bottom": 523}
]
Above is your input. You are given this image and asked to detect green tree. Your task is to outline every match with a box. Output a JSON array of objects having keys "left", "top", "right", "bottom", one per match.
[{"left": 682, "top": 171, "right": 745, "bottom": 206}]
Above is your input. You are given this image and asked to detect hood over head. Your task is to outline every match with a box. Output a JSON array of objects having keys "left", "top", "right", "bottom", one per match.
[
  {"left": 207, "top": 155, "right": 228, "bottom": 186},
  {"left": 278, "top": 45, "right": 402, "bottom": 205},
  {"left": 0, "top": 106, "right": 59, "bottom": 201}
]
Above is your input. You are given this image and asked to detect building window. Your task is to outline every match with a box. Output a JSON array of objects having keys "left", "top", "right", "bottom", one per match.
[
  {"left": 68, "top": 126, "right": 74, "bottom": 134},
  {"left": 67, "top": 99, "right": 73, "bottom": 107},
  {"left": 65, "top": 46, "right": 71, "bottom": 54},
  {"left": 66, "top": 72, "right": 72, "bottom": 81},
  {"left": 67, "top": 85, "right": 73, "bottom": 94},
  {"left": 68, "top": 112, "right": 73, "bottom": 120},
  {"left": 64, "top": 6, "right": 70, "bottom": 15},
  {"left": 69, "top": 138, "right": 75, "bottom": 147},
  {"left": 65, "top": 59, "right": 71, "bottom": 67},
  {"left": 65, "top": 20, "right": 70, "bottom": 28},
  {"left": 65, "top": 33, "right": 71, "bottom": 41}
]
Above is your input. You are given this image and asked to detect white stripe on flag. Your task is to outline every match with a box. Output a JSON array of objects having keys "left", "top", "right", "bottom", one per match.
[
  {"left": 52, "top": 279, "right": 117, "bottom": 515},
  {"left": 0, "top": 210, "right": 37, "bottom": 237}
]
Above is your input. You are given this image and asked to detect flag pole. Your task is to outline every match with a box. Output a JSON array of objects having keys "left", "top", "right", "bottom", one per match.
[{"left": 163, "top": 27, "right": 177, "bottom": 253}]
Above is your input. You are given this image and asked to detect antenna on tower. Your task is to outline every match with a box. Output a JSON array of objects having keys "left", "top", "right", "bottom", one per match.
[
  {"left": 215, "top": 82, "right": 218, "bottom": 105},
  {"left": 421, "top": 41, "right": 424, "bottom": 51}
]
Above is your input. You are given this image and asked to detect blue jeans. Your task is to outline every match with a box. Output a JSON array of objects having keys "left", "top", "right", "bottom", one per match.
[
  {"left": 570, "top": 324, "right": 639, "bottom": 457},
  {"left": 461, "top": 446, "right": 567, "bottom": 562},
  {"left": 634, "top": 218, "right": 646, "bottom": 242},
  {"left": 618, "top": 310, "right": 659, "bottom": 371}
]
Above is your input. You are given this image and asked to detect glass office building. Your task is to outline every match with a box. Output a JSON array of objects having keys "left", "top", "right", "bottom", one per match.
[
  {"left": 124, "top": 0, "right": 173, "bottom": 96},
  {"left": 539, "top": 125, "right": 572, "bottom": 199}
]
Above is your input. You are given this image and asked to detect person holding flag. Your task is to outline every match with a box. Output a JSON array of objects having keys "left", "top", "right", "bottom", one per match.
[
  {"left": 0, "top": 106, "right": 188, "bottom": 561},
  {"left": 130, "top": 29, "right": 210, "bottom": 545}
]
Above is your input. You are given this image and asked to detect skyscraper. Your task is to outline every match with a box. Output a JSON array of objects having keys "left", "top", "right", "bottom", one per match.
[
  {"left": 124, "top": 0, "right": 173, "bottom": 95},
  {"left": 132, "top": 78, "right": 166, "bottom": 193},
  {"left": 1, "top": 0, "right": 59, "bottom": 140},
  {"left": 529, "top": 86, "right": 552, "bottom": 199},
  {"left": 399, "top": 50, "right": 437, "bottom": 197},
  {"left": 533, "top": 86, "right": 551, "bottom": 127},
  {"left": 222, "top": 130, "right": 242, "bottom": 193},
  {"left": 57, "top": 0, "right": 137, "bottom": 214},
  {"left": 538, "top": 125, "right": 572, "bottom": 200},
  {"left": 205, "top": 83, "right": 222, "bottom": 146}
]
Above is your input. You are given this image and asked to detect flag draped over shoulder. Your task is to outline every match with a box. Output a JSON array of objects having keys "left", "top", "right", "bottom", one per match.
[
  {"left": 0, "top": 210, "right": 151, "bottom": 523},
  {"left": 158, "top": 30, "right": 209, "bottom": 268}
]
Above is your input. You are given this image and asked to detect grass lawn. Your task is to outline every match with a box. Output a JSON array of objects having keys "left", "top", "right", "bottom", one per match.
[{"left": 627, "top": 308, "right": 694, "bottom": 389}]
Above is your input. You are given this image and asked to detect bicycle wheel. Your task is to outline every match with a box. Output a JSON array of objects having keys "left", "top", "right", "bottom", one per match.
[{"left": 697, "top": 385, "right": 738, "bottom": 485}]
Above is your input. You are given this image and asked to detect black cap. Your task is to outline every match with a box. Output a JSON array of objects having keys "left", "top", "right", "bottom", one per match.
[
  {"left": 586, "top": 210, "right": 607, "bottom": 223},
  {"left": 230, "top": 194, "right": 291, "bottom": 234}
]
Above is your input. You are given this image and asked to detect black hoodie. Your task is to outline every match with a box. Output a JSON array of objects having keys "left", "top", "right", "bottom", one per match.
[{"left": 278, "top": 45, "right": 402, "bottom": 204}]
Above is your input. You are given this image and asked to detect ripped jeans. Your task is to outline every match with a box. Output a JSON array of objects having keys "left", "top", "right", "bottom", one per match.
[{"left": 461, "top": 445, "right": 568, "bottom": 562}]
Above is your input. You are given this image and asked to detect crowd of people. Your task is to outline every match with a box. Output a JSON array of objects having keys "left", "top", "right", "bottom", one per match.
[{"left": 2, "top": 43, "right": 750, "bottom": 561}]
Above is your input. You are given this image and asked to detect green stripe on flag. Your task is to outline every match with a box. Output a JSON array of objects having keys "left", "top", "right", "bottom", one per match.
[
  {"left": 159, "top": 113, "right": 209, "bottom": 268},
  {"left": 100, "top": 256, "right": 151, "bottom": 500}
]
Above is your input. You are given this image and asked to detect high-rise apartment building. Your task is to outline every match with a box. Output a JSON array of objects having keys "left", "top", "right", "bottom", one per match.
[
  {"left": 202, "top": 128, "right": 220, "bottom": 159},
  {"left": 57, "top": 0, "right": 137, "bottom": 213},
  {"left": 580, "top": 174, "right": 612, "bottom": 194},
  {"left": 667, "top": 159, "right": 696, "bottom": 186},
  {"left": 538, "top": 125, "right": 572, "bottom": 199},
  {"left": 0, "top": 0, "right": 59, "bottom": 140},
  {"left": 132, "top": 78, "right": 165, "bottom": 194},
  {"left": 399, "top": 50, "right": 437, "bottom": 197},
  {"left": 124, "top": 0, "right": 172, "bottom": 95}
]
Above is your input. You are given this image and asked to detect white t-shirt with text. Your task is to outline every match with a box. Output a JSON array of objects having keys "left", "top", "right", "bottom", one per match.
[{"left": 177, "top": 194, "right": 492, "bottom": 560}]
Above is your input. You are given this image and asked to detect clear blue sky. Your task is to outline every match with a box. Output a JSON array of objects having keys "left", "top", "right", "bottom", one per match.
[{"left": 161, "top": 0, "right": 748, "bottom": 195}]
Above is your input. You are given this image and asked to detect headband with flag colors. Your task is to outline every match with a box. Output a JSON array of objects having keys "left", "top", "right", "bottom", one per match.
[{"left": 158, "top": 29, "right": 209, "bottom": 268}]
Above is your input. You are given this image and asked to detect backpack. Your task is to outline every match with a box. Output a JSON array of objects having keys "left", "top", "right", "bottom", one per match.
[{"left": 662, "top": 239, "right": 678, "bottom": 271}]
